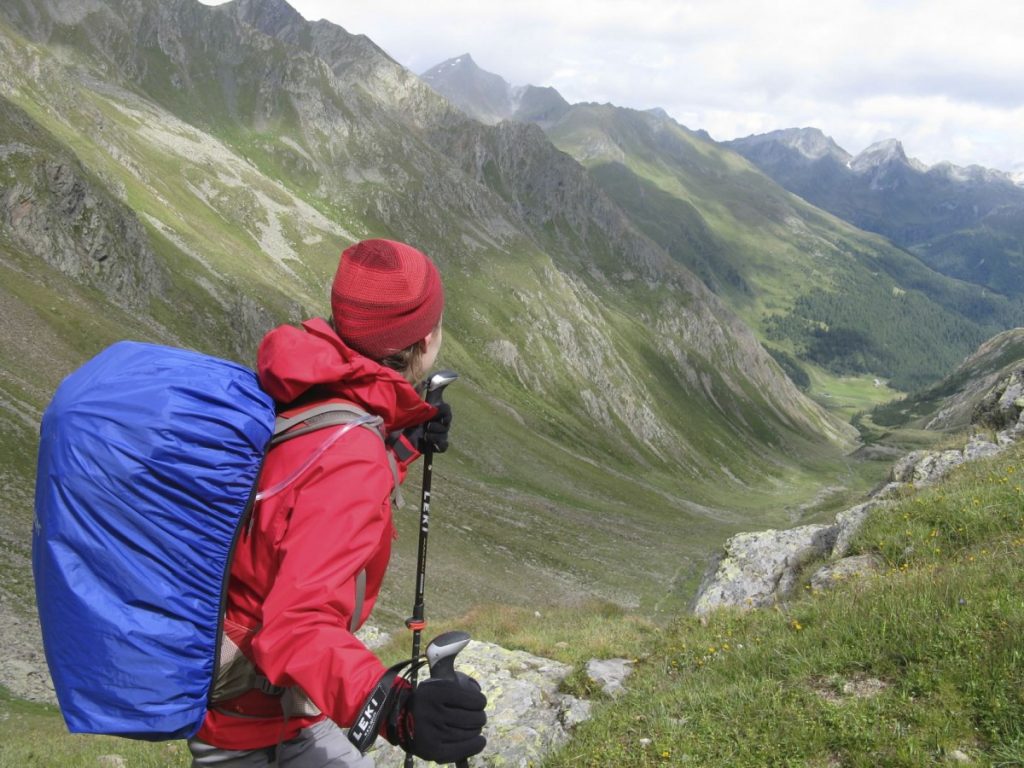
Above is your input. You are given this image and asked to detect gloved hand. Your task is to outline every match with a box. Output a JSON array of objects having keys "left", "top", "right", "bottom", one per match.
[
  {"left": 403, "top": 400, "right": 453, "bottom": 454},
  {"left": 385, "top": 675, "right": 487, "bottom": 764}
]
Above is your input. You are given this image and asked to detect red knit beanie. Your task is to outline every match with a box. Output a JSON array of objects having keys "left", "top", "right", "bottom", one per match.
[{"left": 330, "top": 239, "right": 445, "bottom": 360}]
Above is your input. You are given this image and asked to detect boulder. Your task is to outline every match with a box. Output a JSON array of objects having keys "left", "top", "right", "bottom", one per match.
[
  {"left": 890, "top": 451, "right": 923, "bottom": 483},
  {"left": 810, "top": 554, "right": 885, "bottom": 592},
  {"left": 585, "top": 658, "right": 634, "bottom": 697},
  {"left": 963, "top": 436, "right": 1003, "bottom": 462},
  {"left": 693, "top": 524, "right": 836, "bottom": 614},
  {"left": 831, "top": 502, "right": 879, "bottom": 559},
  {"left": 369, "top": 640, "right": 589, "bottom": 767},
  {"left": 998, "top": 409, "right": 1024, "bottom": 445},
  {"left": 911, "top": 449, "right": 965, "bottom": 486}
]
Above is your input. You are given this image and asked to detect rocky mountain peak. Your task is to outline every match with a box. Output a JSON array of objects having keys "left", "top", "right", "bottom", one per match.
[
  {"left": 421, "top": 53, "right": 517, "bottom": 124},
  {"left": 779, "top": 127, "right": 850, "bottom": 162},
  {"left": 421, "top": 54, "right": 576, "bottom": 127},
  {"left": 233, "top": 0, "right": 305, "bottom": 36},
  {"left": 421, "top": 53, "right": 503, "bottom": 92},
  {"left": 422, "top": 53, "right": 479, "bottom": 76},
  {"left": 849, "top": 138, "right": 924, "bottom": 173},
  {"left": 729, "top": 127, "right": 850, "bottom": 164}
]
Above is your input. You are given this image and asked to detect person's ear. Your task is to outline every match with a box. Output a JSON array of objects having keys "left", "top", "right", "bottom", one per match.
[{"left": 420, "top": 327, "right": 439, "bottom": 351}]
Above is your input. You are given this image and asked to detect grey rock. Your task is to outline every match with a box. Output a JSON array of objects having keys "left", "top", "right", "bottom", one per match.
[
  {"left": 369, "top": 640, "right": 588, "bottom": 768},
  {"left": 810, "top": 554, "right": 884, "bottom": 592},
  {"left": 832, "top": 502, "right": 879, "bottom": 559},
  {"left": 963, "top": 436, "right": 1003, "bottom": 462},
  {"left": 895, "top": 438, "right": 1004, "bottom": 488},
  {"left": 873, "top": 481, "right": 908, "bottom": 501},
  {"left": 353, "top": 625, "right": 390, "bottom": 650},
  {"left": 997, "top": 409, "right": 1024, "bottom": 444},
  {"left": 912, "top": 450, "right": 965, "bottom": 486},
  {"left": 558, "top": 695, "right": 593, "bottom": 730},
  {"left": 693, "top": 523, "right": 836, "bottom": 614},
  {"left": 890, "top": 451, "right": 923, "bottom": 483},
  {"left": 998, "top": 424, "right": 1024, "bottom": 444},
  {"left": 998, "top": 380, "right": 1024, "bottom": 414},
  {"left": 585, "top": 657, "right": 634, "bottom": 697},
  {"left": 973, "top": 369, "right": 1024, "bottom": 430}
]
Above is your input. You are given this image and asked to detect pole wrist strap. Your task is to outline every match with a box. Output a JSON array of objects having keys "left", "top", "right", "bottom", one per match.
[{"left": 347, "top": 659, "right": 415, "bottom": 754}]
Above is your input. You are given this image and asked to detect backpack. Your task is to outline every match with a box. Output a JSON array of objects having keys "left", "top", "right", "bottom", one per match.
[{"left": 32, "top": 340, "right": 385, "bottom": 740}]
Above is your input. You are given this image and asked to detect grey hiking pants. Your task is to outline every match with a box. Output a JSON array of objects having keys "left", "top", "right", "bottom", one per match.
[{"left": 188, "top": 718, "right": 375, "bottom": 767}]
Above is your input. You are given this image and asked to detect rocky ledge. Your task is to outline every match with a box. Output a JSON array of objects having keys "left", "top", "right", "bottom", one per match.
[
  {"left": 368, "top": 639, "right": 604, "bottom": 767},
  {"left": 693, "top": 369, "right": 1024, "bottom": 615}
]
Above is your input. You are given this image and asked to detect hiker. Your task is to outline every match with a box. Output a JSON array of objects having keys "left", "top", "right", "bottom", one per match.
[{"left": 188, "top": 239, "right": 488, "bottom": 767}]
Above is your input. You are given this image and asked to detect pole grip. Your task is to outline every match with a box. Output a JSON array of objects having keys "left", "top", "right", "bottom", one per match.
[
  {"left": 425, "top": 369, "right": 458, "bottom": 406},
  {"left": 426, "top": 631, "right": 473, "bottom": 768}
]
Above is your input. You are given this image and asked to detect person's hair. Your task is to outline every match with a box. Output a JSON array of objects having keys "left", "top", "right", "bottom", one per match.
[
  {"left": 383, "top": 316, "right": 442, "bottom": 382},
  {"left": 379, "top": 341, "right": 424, "bottom": 383}
]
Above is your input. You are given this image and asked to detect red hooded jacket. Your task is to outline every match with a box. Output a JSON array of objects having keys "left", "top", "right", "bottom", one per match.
[{"left": 195, "top": 318, "right": 436, "bottom": 750}]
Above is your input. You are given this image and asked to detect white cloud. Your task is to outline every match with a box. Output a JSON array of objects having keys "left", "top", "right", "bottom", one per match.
[{"left": 203, "top": 0, "right": 1024, "bottom": 173}]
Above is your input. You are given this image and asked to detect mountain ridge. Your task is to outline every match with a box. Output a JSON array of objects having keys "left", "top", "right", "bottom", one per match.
[
  {"left": 725, "top": 128, "right": 1024, "bottom": 298},
  {"left": 421, "top": 53, "right": 523, "bottom": 125},
  {"left": 730, "top": 126, "right": 1020, "bottom": 183}
]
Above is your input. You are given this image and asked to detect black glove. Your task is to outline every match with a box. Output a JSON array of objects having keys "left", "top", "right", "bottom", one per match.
[
  {"left": 385, "top": 675, "right": 487, "bottom": 764},
  {"left": 403, "top": 400, "right": 453, "bottom": 454}
]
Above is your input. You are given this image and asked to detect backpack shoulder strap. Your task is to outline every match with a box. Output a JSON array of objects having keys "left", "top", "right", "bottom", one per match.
[
  {"left": 257, "top": 402, "right": 402, "bottom": 507},
  {"left": 271, "top": 402, "right": 384, "bottom": 446}
]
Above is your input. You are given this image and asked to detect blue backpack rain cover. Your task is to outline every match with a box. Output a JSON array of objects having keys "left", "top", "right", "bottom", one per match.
[{"left": 32, "top": 340, "right": 276, "bottom": 740}]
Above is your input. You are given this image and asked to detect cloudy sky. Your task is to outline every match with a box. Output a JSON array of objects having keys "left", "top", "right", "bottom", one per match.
[{"left": 211, "top": 0, "right": 1024, "bottom": 175}]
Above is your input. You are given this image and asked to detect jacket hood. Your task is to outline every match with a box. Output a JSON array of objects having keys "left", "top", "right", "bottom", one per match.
[{"left": 257, "top": 318, "right": 436, "bottom": 432}]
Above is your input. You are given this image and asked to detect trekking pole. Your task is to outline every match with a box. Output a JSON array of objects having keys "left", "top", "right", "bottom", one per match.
[{"left": 405, "top": 370, "right": 459, "bottom": 768}]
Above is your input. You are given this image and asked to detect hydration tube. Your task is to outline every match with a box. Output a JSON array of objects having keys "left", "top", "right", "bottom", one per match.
[{"left": 254, "top": 415, "right": 378, "bottom": 502}]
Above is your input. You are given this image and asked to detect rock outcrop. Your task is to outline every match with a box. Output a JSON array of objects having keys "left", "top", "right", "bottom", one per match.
[
  {"left": 693, "top": 523, "right": 840, "bottom": 614},
  {"left": 973, "top": 367, "right": 1024, "bottom": 434},
  {"left": 365, "top": 639, "right": 592, "bottom": 768},
  {"left": 585, "top": 658, "right": 634, "bottom": 698},
  {"left": 694, "top": 370, "right": 1024, "bottom": 614},
  {"left": 0, "top": 103, "right": 168, "bottom": 309}
]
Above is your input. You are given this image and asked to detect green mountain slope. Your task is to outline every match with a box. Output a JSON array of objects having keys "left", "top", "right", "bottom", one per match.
[
  {"left": 540, "top": 105, "right": 1023, "bottom": 392},
  {"left": 0, "top": 0, "right": 869, "bottom": 634},
  {"left": 871, "top": 327, "right": 1024, "bottom": 432}
]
